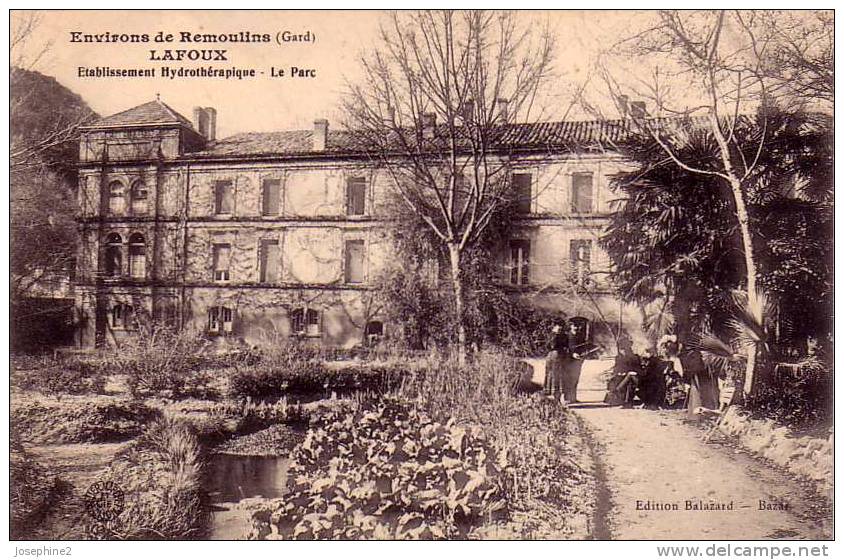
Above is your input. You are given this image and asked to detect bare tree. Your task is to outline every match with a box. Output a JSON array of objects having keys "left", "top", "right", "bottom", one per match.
[
  {"left": 761, "top": 11, "right": 833, "bottom": 111},
  {"left": 344, "top": 10, "right": 555, "bottom": 360}
]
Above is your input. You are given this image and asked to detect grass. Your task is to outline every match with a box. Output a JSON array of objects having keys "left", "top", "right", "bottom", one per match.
[
  {"left": 11, "top": 394, "right": 160, "bottom": 445},
  {"left": 88, "top": 417, "right": 208, "bottom": 540}
]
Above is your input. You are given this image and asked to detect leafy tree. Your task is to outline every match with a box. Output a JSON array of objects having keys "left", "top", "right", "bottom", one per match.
[
  {"left": 10, "top": 66, "right": 97, "bottom": 339},
  {"left": 602, "top": 106, "right": 832, "bottom": 363},
  {"left": 596, "top": 10, "right": 832, "bottom": 395}
]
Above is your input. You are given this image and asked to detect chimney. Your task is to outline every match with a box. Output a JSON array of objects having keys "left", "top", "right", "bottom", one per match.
[
  {"left": 617, "top": 94, "right": 629, "bottom": 117},
  {"left": 421, "top": 113, "right": 436, "bottom": 139},
  {"left": 313, "top": 119, "right": 329, "bottom": 151},
  {"left": 193, "top": 107, "right": 209, "bottom": 137},
  {"left": 630, "top": 101, "right": 647, "bottom": 118},
  {"left": 204, "top": 107, "right": 217, "bottom": 141},
  {"left": 496, "top": 98, "right": 509, "bottom": 122}
]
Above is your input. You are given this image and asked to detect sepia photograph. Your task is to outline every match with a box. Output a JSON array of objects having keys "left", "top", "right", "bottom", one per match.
[{"left": 7, "top": 8, "right": 834, "bottom": 545}]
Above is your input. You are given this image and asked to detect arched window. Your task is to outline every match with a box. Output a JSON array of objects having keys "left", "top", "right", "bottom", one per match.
[
  {"left": 111, "top": 303, "right": 134, "bottom": 330},
  {"left": 130, "top": 181, "right": 148, "bottom": 215},
  {"left": 208, "top": 306, "right": 233, "bottom": 335},
  {"left": 104, "top": 233, "right": 123, "bottom": 277},
  {"left": 128, "top": 233, "right": 146, "bottom": 279},
  {"left": 290, "top": 307, "right": 321, "bottom": 337},
  {"left": 108, "top": 181, "right": 126, "bottom": 215}
]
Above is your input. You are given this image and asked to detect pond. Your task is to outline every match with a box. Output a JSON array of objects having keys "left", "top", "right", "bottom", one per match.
[{"left": 206, "top": 453, "right": 291, "bottom": 540}]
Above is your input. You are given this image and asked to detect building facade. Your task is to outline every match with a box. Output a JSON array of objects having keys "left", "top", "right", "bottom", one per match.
[{"left": 74, "top": 99, "right": 642, "bottom": 349}]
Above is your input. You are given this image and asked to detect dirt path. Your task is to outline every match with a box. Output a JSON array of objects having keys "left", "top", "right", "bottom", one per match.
[{"left": 568, "top": 364, "right": 832, "bottom": 540}]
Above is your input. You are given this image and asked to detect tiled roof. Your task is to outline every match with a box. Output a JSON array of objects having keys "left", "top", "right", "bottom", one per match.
[
  {"left": 87, "top": 99, "right": 195, "bottom": 129},
  {"left": 191, "top": 119, "right": 639, "bottom": 159}
]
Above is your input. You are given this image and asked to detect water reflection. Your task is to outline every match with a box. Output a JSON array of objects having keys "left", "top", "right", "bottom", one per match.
[{"left": 207, "top": 454, "right": 290, "bottom": 503}]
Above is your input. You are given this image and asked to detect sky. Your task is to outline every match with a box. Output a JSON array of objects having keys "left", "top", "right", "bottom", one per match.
[{"left": 12, "top": 10, "right": 655, "bottom": 138}]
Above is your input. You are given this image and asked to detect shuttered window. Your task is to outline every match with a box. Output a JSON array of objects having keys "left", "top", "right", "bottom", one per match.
[
  {"left": 346, "top": 178, "right": 367, "bottom": 216},
  {"left": 259, "top": 239, "right": 280, "bottom": 283},
  {"left": 344, "top": 240, "right": 365, "bottom": 283},
  {"left": 571, "top": 173, "right": 594, "bottom": 213},
  {"left": 512, "top": 173, "right": 532, "bottom": 214},
  {"left": 262, "top": 179, "right": 281, "bottom": 216},
  {"left": 215, "top": 181, "right": 234, "bottom": 215}
]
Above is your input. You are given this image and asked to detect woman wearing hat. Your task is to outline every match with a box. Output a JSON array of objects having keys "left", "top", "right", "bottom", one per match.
[
  {"left": 660, "top": 335, "right": 719, "bottom": 420},
  {"left": 543, "top": 321, "right": 569, "bottom": 401}
]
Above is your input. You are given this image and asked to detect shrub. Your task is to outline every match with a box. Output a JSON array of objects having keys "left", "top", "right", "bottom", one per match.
[
  {"left": 744, "top": 358, "right": 832, "bottom": 430},
  {"left": 87, "top": 417, "right": 208, "bottom": 540},
  {"left": 100, "top": 324, "right": 216, "bottom": 399},
  {"left": 12, "top": 358, "right": 107, "bottom": 396},
  {"left": 11, "top": 397, "right": 160, "bottom": 444},
  {"left": 229, "top": 363, "right": 409, "bottom": 400}
]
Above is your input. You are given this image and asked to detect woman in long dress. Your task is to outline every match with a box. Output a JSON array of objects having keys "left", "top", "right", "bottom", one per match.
[
  {"left": 543, "top": 322, "right": 569, "bottom": 401},
  {"left": 662, "top": 336, "right": 719, "bottom": 420}
]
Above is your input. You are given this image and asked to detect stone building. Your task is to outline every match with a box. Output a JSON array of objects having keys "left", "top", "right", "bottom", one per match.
[{"left": 74, "top": 99, "right": 642, "bottom": 349}]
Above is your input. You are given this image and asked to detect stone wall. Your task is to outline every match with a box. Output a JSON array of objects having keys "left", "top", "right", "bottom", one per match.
[{"left": 718, "top": 408, "right": 833, "bottom": 500}]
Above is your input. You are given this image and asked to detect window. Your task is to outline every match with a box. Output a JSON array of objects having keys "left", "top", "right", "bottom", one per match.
[
  {"left": 108, "top": 181, "right": 126, "bottom": 215},
  {"left": 570, "top": 239, "right": 592, "bottom": 285},
  {"left": 104, "top": 233, "right": 123, "bottom": 277},
  {"left": 262, "top": 179, "right": 281, "bottom": 216},
  {"left": 512, "top": 173, "right": 532, "bottom": 214},
  {"left": 365, "top": 320, "right": 384, "bottom": 345},
  {"left": 259, "top": 239, "right": 280, "bottom": 283},
  {"left": 509, "top": 240, "right": 530, "bottom": 285},
  {"left": 344, "top": 240, "right": 365, "bottom": 283},
  {"left": 208, "top": 306, "right": 233, "bottom": 335},
  {"left": 128, "top": 233, "right": 146, "bottom": 279},
  {"left": 571, "top": 173, "right": 594, "bottom": 213},
  {"left": 131, "top": 181, "right": 148, "bottom": 215},
  {"left": 569, "top": 317, "right": 591, "bottom": 347},
  {"left": 214, "top": 180, "right": 234, "bottom": 215},
  {"left": 111, "top": 303, "right": 134, "bottom": 330},
  {"left": 212, "top": 243, "right": 231, "bottom": 282},
  {"left": 290, "top": 307, "right": 321, "bottom": 337},
  {"left": 346, "top": 177, "right": 367, "bottom": 216}
]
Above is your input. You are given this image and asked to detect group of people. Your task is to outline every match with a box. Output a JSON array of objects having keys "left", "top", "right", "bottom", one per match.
[
  {"left": 542, "top": 320, "right": 591, "bottom": 404},
  {"left": 607, "top": 334, "right": 722, "bottom": 420},
  {"left": 542, "top": 321, "right": 722, "bottom": 421}
]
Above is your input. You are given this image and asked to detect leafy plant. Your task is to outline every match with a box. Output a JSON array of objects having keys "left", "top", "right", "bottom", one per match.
[{"left": 250, "top": 398, "right": 507, "bottom": 540}]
